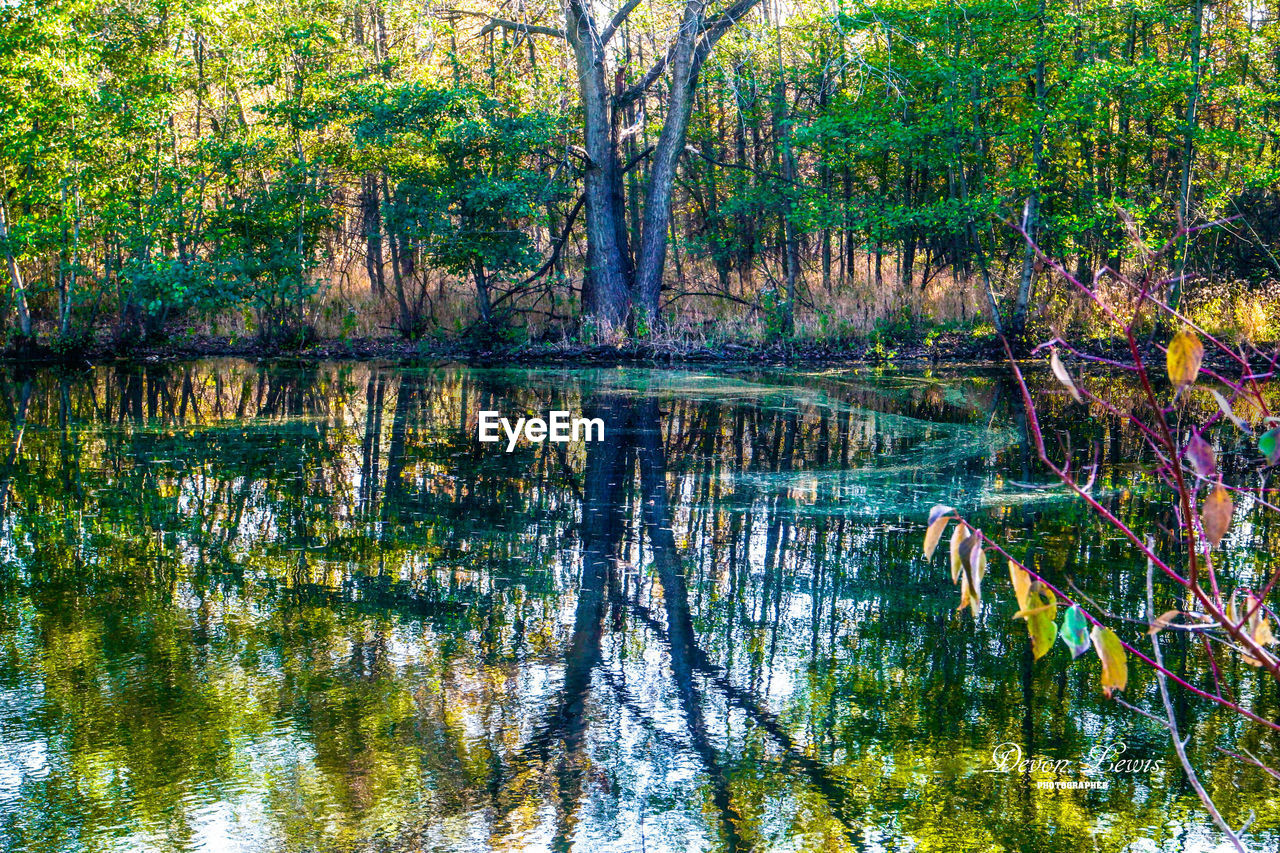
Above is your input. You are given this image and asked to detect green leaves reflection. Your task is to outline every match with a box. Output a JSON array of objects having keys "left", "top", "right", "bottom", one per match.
[{"left": 0, "top": 362, "right": 1275, "bottom": 852}]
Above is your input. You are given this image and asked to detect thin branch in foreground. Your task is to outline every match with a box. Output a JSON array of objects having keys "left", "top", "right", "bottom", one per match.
[{"left": 1146, "top": 543, "right": 1249, "bottom": 853}]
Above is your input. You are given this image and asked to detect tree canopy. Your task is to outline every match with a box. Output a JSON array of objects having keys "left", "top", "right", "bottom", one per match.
[{"left": 0, "top": 0, "right": 1277, "bottom": 349}]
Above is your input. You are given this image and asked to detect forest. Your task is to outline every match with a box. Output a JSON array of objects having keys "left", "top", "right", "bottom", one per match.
[{"left": 1, "top": 0, "right": 1278, "bottom": 354}]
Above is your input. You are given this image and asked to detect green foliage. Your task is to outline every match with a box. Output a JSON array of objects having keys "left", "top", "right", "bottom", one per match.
[
  {"left": 1060, "top": 604, "right": 1091, "bottom": 659},
  {"left": 1, "top": 0, "right": 1279, "bottom": 348},
  {"left": 759, "top": 287, "right": 791, "bottom": 342},
  {"left": 346, "top": 81, "right": 561, "bottom": 336}
]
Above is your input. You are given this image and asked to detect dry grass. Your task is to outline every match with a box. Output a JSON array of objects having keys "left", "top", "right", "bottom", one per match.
[{"left": 208, "top": 251, "right": 1277, "bottom": 348}]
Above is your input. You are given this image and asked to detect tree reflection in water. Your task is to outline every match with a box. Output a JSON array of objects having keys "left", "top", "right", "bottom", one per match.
[{"left": 0, "top": 361, "right": 1275, "bottom": 853}]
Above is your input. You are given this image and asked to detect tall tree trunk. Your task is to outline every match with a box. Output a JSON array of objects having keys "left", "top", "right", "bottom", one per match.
[
  {"left": 1172, "top": 0, "right": 1204, "bottom": 312},
  {"left": 631, "top": 0, "right": 706, "bottom": 329},
  {"left": 1012, "top": 0, "right": 1047, "bottom": 339},
  {"left": 566, "top": 0, "right": 632, "bottom": 332},
  {"left": 0, "top": 196, "right": 32, "bottom": 339},
  {"left": 474, "top": 259, "right": 493, "bottom": 322},
  {"left": 771, "top": 3, "right": 800, "bottom": 337},
  {"left": 488, "top": 0, "right": 763, "bottom": 333},
  {"left": 360, "top": 173, "right": 385, "bottom": 296}
]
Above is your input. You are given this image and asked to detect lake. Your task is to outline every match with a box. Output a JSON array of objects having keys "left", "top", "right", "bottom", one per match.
[{"left": 0, "top": 361, "right": 1275, "bottom": 852}]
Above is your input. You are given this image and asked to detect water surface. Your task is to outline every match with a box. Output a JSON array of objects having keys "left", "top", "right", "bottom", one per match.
[{"left": 0, "top": 361, "right": 1276, "bottom": 852}]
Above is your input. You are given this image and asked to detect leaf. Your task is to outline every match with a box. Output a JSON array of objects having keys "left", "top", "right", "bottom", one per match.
[
  {"left": 1050, "top": 349, "right": 1083, "bottom": 403},
  {"left": 1014, "top": 584, "right": 1058, "bottom": 660},
  {"left": 957, "top": 530, "right": 986, "bottom": 617},
  {"left": 1185, "top": 434, "right": 1216, "bottom": 480},
  {"left": 1241, "top": 595, "right": 1275, "bottom": 666},
  {"left": 1201, "top": 484, "right": 1234, "bottom": 549},
  {"left": 1260, "top": 428, "right": 1280, "bottom": 466},
  {"left": 922, "top": 518, "right": 948, "bottom": 560},
  {"left": 1254, "top": 615, "right": 1275, "bottom": 647},
  {"left": 1009, "top": 560, "right": 1032, "bottom": 612},
  {"left": 960, "top": 530, "right": 982, "bottom": 574},
  {"left": 1244, "top": 594, "right": 1275, "bottom": 645},
  {"left": 1209, "top": 389, "right": 1251, "bottom": 434},
  {"left": 949, "top": 523, "right": 969, "bottom": 584},
  {"left": 1090, "top": 625, "right": 1128, "bottom": 697},
  {"left": 923, "top": 505, "right": 954, "bottom": 559},
  {"left": 1148, "top": 609, "right": 1182, "bottom": 636},
  {"left": 964, "top": 550, "right": 987, "bottom": 618},
  {"left": 1166, "top": 330, "right": 1204, "bottom": 391},
  {"left": 1061, "top": 604, "right": 1091, "bottom": 658}
]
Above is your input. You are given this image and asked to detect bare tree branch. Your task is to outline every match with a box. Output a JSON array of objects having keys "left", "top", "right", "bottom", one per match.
[
  {"left": 615, "top": 45, "right": 675, "bottom": 109},
  {"left": 696, "top": 0, "right": 764, "bottom": 60},
  {"left": 599, "top": 0, "right": 646, "bottom": 46},
  {"left": 444, "top": 9, "right": 566, "bottom": 39},
  {"left": 1147, "top": 542, "right": 1250, "bottom": 853}
]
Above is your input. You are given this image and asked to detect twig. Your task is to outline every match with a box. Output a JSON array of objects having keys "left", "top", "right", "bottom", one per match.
[{"left": 1147, "top": 542, "right": 1249, "bottom": 853}]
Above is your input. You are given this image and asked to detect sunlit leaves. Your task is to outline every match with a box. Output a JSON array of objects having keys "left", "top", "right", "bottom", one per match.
[
  {"left": 1049, "top": 349, "right": 1082, "bottom": 403},
  {"left": 921, "top": 510, "right": 981, "bottom": 615},
  {"left": 923, "top": 504, "right": 953, "bottom": 559},
  {"left": 927, "top": 514, "right": 1134, "bottom": 693},
  {"left": 1061, "top": 604, "right": 1090, "bottom": 658},
  {"left": 1248, "top": 595, "right": 1275, "bottom": 648},
  {"left": 1166, "top": 330, "right": 1203, "bottom": 393},
  {"left": 1090, "top": 625, "right": 1128, "bottom": 697},
  {"left": 1243, "top": 594, "right": 1277, "bottom": 663}
]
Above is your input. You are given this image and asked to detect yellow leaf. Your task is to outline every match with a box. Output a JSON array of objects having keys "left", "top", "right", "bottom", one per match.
[
  {"left": 1244, "top": 593, "right": 1274, "bottom": 646},
  {"left": 1255, "top": 616, "right": 1275, "bottom": 647},
  {"left": 969, "top": 550, "right": 985, "bottom": 618},
  {"left": 923, "top": 507, "right": 953, "bottom": 560},
  {"left": 1166, "top": 330, "right": 1204, "bottom": 391},
  {"left": 1014, "top": 584, "right": 1058, "bottom": 660},
  {"left": 1090, "top": 625, "right": 1128, "bottom": 697},
  {"left": 1201, "top": 484, "right": 1233, "bottom": 549},
  {"left": 971, "top": 544, "right": 987, "bottom": 583},
  {"left": 1009, "top": 560, "right": 1033, "bottom": 613},
  {"left": 949, "top": 523, "right": 968, "bottom": 584},
  {"left": 957, "top": 534, "right": 986, "bottom": 617}
]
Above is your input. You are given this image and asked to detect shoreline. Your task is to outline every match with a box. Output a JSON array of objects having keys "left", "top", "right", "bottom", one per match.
[
  {"left": 0, "top": 331, "right": 1271, "bottom": 372},
  {"left": 0, "top": 332, "right": 1010, "bottom": 370}
]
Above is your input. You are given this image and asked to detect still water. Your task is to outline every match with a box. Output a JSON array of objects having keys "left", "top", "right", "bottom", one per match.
[{"left": 0, "top": 361, "right": 1275, "bottom": 853}]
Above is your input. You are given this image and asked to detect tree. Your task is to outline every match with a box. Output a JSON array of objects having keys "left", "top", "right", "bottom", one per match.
[
  {"left": 348, "top": 82, "right": 560, "bottom": 336},
  {"left": 476, "top": 0, "right": 765, "bottom": 333}
]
